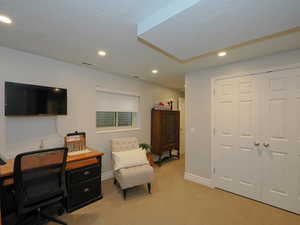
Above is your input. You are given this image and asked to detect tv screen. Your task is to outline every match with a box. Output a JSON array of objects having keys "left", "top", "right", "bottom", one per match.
[{"left": 5, "top": 82, "right": 67, "bottom": 116}]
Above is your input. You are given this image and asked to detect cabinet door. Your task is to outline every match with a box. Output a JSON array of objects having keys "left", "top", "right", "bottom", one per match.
[
  {"left": 151, "top": 110, "right": 162, "bottom": 155},
  {"left": 261, "top": 71, "right": 298, "bottom": 213},
  {"left": 162, "top": 111, "right": 179, "bottom": 148}
]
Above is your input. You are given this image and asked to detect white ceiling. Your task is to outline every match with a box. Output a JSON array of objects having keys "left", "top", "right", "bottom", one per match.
[
  {"left": 0, "top": 0, "right": 300, "bottom": 91},
  {"left": 138, "top": 0, "right": 300, "bottom": 60}
]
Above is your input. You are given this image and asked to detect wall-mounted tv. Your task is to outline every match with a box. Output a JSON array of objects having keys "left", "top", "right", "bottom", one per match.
[{"left": 5, "top": 82, "right": 67, "bottom": 116}]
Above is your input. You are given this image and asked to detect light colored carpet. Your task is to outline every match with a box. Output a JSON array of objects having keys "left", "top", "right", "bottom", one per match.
[{"left": 52, "top": 157, "right": 300, "bottom": 225}]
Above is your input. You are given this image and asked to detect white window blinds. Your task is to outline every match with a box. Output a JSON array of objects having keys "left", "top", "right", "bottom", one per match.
[{"left": 96, "top": 90, "right": 139, "bottom": 112}]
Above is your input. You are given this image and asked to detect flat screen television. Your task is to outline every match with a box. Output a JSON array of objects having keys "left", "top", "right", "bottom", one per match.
[{"left": 5, "top": 82, "right": 67, "bottom": 116}]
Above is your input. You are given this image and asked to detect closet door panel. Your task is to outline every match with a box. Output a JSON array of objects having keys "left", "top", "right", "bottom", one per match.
[
  {"left": 293, "top": 74, "right": 300, "bottom": 213},
  {"left": 235, "top": 77, "right": 261, "bottom": 200},
  {"left": 262, "top": 72, "right": 295, "bottom": 212},
  {"left": 214, "top": 78, "right": 238, "bottom": 192},
  {"left": 213, "top": 69, "right": 300, "bottom": 214},
  {"left": 294, "top": 155, "right": 300, "bottom": 214}
]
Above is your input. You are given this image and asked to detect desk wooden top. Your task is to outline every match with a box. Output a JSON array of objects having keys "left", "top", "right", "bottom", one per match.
[{"left": 0, "top": 148, "right": 104, "bottom": 178}]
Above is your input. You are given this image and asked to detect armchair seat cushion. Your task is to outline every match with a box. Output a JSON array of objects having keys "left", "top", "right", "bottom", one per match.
[
  {"left": 112, "top": 149, "right": 149, "bottom": 171},
  {"left": 115, "top": 164, "right": 154, "bottom": 189}
]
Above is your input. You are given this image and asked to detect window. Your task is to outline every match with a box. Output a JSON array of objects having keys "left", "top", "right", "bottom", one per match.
[
  {"left": 96, "top": 89, "right": 139, "bottom": 131},
  {"left": 96, "top": 112, "right": 136, "bottom": 128},
  {"left": 117, "top": 112, "right": 133, "bottom": 126},
  {"left": 96, "top": 112, "right": 116, "bottom": 127}
]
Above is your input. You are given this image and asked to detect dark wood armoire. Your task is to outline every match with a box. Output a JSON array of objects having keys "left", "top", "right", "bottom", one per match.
[{"left": 151, "top": 109, "right": 180, "bottom": 162}]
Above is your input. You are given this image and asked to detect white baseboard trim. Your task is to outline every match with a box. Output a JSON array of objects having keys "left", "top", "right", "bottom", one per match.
[
  {"left": 102, "top": 170, "right": 114, "bottom": 181},
  {"left": 184, "top": 172, "right": 214, "bottom": 188}
]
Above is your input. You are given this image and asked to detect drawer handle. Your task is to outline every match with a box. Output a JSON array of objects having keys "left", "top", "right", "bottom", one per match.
[
  {"left": 84, "top": 188, "right": 90, "bottom": 193},
  {"left": 83, "top": 171, "right": 91, "bottom": 176}
]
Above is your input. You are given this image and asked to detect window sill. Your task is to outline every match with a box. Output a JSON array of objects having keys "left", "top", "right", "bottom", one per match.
[{"left": 96, "top": 128, "right": 140, "bottom": 134}]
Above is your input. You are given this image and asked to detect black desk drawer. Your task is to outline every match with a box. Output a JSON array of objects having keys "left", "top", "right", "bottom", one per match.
[
  {"left": 69, "top": 164, "right": 100, "bottom": 184},
  {"left": 68, "top": 178, "right": 101, "bottom": 210}
]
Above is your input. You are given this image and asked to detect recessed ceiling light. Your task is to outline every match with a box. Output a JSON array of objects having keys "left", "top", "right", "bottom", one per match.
[
  {"left": 97, "top": 50, "right": 106, "bottom": 56},
  {"left": 0, "top": 15, "right": 12, "bottom": 24},
  {"left": 218, "top": 51, "right": 227, "bottom": 57},
  {"left": 152, "top": 70, "right": 158, "bottom": 74}
]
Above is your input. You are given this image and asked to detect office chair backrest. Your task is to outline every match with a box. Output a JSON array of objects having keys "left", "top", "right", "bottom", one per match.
[{"left": 14, "top": 148, "right": 68, "bottom": 213}]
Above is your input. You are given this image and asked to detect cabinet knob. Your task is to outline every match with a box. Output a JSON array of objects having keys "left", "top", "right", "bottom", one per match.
[
  {"left": 84, "top": 188, "right": 90, "bottom": 193},
  {"left": 84, "top": 171, "right": 90, "bottom": 176}
]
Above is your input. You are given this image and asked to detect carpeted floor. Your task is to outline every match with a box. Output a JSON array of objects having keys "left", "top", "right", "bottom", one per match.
[{"left": 52, "top": 157, "right": 300, "bottom": 225}]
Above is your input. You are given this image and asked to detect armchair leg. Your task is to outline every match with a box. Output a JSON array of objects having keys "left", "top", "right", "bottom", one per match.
[
  {"left": 123, "top": 189, "right": 127, "bottom": 200},
  {"left": 147, "top": 183, "right": 151, "bottom": 194}
]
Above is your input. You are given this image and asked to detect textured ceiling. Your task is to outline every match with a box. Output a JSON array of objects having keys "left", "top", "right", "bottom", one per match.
[
  {"left": 0, "top": 0, "right": 299, "bottom": 91},
  {"left": 138, "top": 0, "right": 300, "bottom": 60}
]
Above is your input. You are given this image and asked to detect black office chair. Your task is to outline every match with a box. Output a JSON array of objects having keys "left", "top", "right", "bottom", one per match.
[{"left": 13, "top": 148, "right": 68, "bottom": 225}]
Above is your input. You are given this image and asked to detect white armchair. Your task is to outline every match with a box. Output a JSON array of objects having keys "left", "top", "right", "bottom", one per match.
[{"left": 111, "top": 137, "right": 154, "bottom": 199}]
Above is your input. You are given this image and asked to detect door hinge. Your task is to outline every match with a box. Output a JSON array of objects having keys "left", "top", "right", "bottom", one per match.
[
  {"left": 213, "top": 88, "right": 216, "bottom": 96},
  {"left": 213, "top": 168, "right": 216, "bottom": 174}
]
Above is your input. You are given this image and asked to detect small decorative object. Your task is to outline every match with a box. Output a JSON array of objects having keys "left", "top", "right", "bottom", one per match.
[
  {"left": 153, "top": 101, "right": 171, "bottom": 110},
  {"left": 65, "top": 131, "right": 86, "bottom": 153},
  {"left": 167, "top": 99, "right": 174, "bottom": 110},
  {"left": 139, "top": 143, "right": 151, "bottom": 153}
]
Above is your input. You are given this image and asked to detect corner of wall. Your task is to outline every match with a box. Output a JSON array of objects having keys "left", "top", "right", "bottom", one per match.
[{"left": 184, "top": 171, "right": 213, "bottom": 188}]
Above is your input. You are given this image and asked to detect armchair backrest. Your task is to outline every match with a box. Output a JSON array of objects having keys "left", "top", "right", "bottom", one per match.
[{"left": 111, "top": 137, "right": 139, "bottom": 152}]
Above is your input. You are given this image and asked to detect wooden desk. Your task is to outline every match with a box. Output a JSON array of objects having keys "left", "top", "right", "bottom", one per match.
[{"left": 0, "top": 148, "right": 104, "bottom": 225}]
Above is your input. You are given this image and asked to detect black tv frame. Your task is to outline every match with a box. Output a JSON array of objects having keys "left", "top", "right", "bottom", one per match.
[{"left": 5, "top": 81, "right": 67, "bottom": 116}]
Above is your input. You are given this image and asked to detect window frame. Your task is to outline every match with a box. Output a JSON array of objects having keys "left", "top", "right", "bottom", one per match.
[
  {"left": 96, "top": 111, "right": 117, "bottom": 128},
  {"left": 116, "top": 112, "right": 134, "bottom": 127},
  {"left": 95, "top": 88, "right": 140, "bottom": 133},
  {"left": 96, "top": 111, "right": 136, "bottom": 128}
]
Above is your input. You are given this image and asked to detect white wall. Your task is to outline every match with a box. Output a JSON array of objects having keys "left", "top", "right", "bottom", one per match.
[
  {"left": 185, "top": 49, "right": 300, "bottom": 179},
  {"left": 0, "top": 46, "right": 181, "bottom": 172}
]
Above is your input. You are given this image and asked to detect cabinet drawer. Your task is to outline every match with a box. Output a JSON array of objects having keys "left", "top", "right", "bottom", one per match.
[
  {"left": 68, "top": 179, "right": 101, "bottom": 209},
  {"left": 69, "top": 164, "right": 100, "bottom": 184}
]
